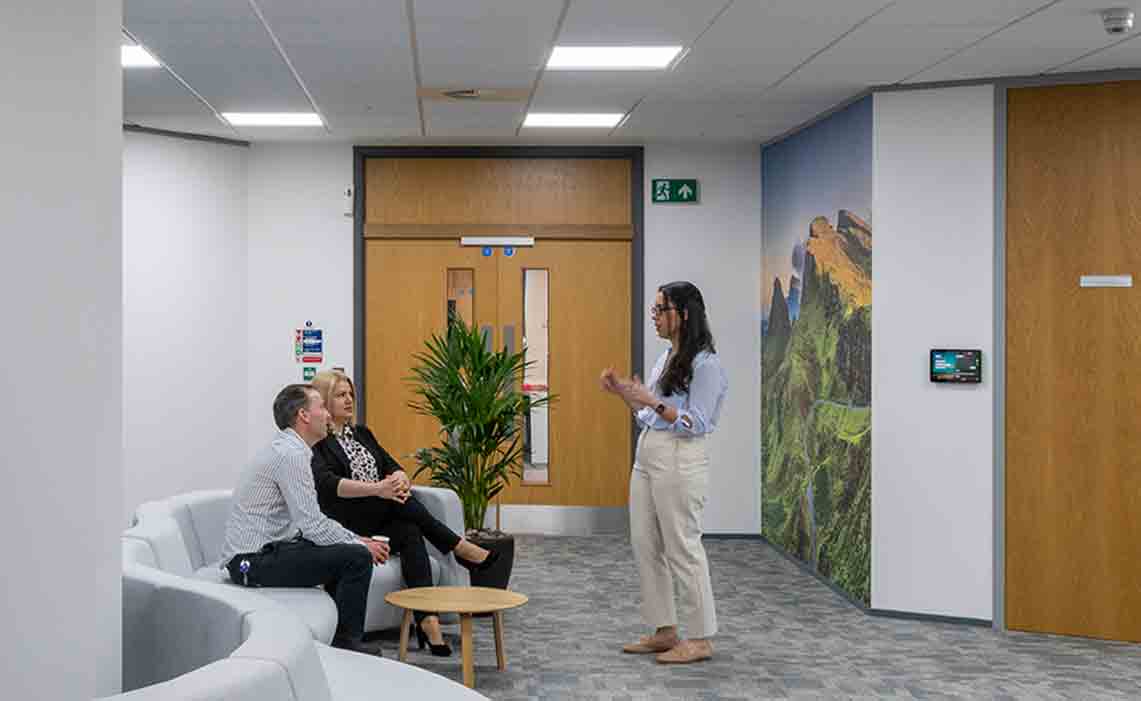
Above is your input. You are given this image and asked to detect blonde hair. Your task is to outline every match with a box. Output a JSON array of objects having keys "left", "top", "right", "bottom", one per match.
[{"left": 311, "top": 369, "right": 356, "bottom": 433}]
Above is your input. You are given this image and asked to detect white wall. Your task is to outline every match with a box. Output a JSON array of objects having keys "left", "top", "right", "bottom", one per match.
[
  {"left": 872, "top": 85, "right": 995, "bottom": 620},
  {"left": 0, "top": 1, "right": 122, "bottom": 696},
  {"left": 644, "top": 144, "right": 763, "bottom": 534},
  {"left": 247, "top": 144, "right": 355, "bottom": 453},
  {"left": 123, "top": 132, "right": 249, "bottom": 514}
]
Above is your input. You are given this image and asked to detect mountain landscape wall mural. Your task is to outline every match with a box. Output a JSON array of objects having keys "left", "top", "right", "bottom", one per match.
[{"left": 761, "top": 96, "right": 872, "bottom": 605}]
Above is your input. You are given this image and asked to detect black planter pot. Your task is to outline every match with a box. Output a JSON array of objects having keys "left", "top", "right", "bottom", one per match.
[{"left": 465, "top": 531, "right": 514, "bottom": 590}]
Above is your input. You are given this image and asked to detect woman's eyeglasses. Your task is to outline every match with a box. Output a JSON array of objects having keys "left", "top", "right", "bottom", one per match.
[{"left": 650, "top": 304, "right": 678, "bottom": 317}]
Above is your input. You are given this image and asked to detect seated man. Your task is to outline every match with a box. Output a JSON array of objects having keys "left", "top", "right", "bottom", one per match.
[{"left": 220, "top": 383, "right": 388, "bottom": 655}]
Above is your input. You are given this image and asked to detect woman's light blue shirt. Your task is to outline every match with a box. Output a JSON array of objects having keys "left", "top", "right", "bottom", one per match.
[{"left": 635, "top": 349, "right": 728, "bottom": 437}]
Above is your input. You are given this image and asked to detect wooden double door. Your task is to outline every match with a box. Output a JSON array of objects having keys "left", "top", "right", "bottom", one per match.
[{"left": 364, "top": 238, "right": 632, "bottom": 510}]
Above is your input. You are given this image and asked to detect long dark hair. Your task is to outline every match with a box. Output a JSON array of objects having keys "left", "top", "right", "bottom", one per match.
[{"left": 657, "top": 281, "right": 715, "bottom": 396}]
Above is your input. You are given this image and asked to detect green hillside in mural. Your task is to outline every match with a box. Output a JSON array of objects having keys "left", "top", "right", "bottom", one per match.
[{"left": 762, "top": 210, "right": 872, "bottom": 605}]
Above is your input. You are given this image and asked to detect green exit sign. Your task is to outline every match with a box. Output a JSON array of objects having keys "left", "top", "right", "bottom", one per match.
[{"left": 652, "top": 178, "right": 699, "bottom": 204}]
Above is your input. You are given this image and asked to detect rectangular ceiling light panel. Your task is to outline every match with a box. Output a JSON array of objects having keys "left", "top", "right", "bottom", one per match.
[
  {"left": 522, "top": 113, "right": 625, "bottom": 128},
  {"left": 221, "top": 113, "right": 324, "bottom": 127},
  {"left": 121, "top": 45, "right": 160, "bottom": 68},
  {"left": 547, "top": 46, "right": 682, "bottom": 70}
]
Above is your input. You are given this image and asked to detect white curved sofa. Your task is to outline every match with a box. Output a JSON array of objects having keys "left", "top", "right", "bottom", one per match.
[
  {"left": 99, "top": 562, "right": 487, "bottom": 700},
  {"left": 122, "top": 487, "right": 470, "bottom": 641}
]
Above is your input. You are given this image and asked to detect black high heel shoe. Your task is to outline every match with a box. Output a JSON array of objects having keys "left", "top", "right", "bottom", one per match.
[
  {"left": 455, "top": 548, "right": 500, "bottom": 573},
  {"left": 415, "top": 621, "right": 453, "bottom": 657}
]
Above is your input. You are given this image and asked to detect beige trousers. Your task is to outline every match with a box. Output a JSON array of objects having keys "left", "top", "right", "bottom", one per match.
[{"left": 629, "top": 428, "right": 717, "bottom": 638}]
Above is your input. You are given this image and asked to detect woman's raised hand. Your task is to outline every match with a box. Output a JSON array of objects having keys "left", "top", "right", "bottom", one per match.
[{"left": 599, "top": 367, "right": 621, "bottom": 393}]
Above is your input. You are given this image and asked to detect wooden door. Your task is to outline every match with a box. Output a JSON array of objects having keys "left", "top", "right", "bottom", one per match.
[
  {"left": 496, "top": 240, "right": 633, "bottom": 507},
  {"left": 364, "top": 239, "right": 498, "bottom": 468},
  {"left": 1006, "top": 81, "right": 1141, "bottom": 642}
]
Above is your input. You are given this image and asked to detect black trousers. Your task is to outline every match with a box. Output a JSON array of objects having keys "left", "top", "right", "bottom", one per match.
[
  {"left": 227, "top": 535, "right": 373, "bottom": 642},
  {"left": 371, "top": 495, "right": 462, "bottom": 624}
]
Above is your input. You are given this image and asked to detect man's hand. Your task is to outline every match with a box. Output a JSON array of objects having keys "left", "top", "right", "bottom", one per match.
[{"left": 360, "top": 537, "right": 389, "bottom": 564}]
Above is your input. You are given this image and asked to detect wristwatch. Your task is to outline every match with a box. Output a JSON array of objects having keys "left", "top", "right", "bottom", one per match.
[{"left": 653, "top": 402, "right": 667, "bottom": 415}]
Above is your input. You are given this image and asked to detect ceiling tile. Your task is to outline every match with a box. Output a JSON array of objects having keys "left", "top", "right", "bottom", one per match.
[
  {"left": 531, "top": 71, "right": 656, "bottom": 112},
  {"left": 415, "top": 0, "right": 565, "bottom": 87},
  {"left": 1048, "top": 32, "right": 1141, "bottom": 73},
  {"left": 650, "top": 0, "right": 890, "bottom": 101},
  {"left": 774, "top": 0, "right": 1048, "bottom": 96},
  {"left": 905, "top": 0, "right": 1127, "bottom": 83},
  {"left": 253, "top": 0, "right": 420, "bottom": 133},
  {"left": 124, "top": 66, "right": 217, "bottom": 119},
  {"left": 425, "top": 100, "right": 525, "bottom": 136},
  {"left": 125, "top": 0, "right": 310, "bottom": 112},
  {"left": 558, "top": 0, "right": 720, "bottom": 44}
]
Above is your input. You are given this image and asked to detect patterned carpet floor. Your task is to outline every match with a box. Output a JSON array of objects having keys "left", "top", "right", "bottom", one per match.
[{"left": 377, "top": 534, "right": 1141, "bottom": 700}]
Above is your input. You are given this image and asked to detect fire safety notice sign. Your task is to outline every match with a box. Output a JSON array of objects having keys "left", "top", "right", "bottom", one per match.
[{"left": 295, "top": 322, "right": 324, "bottom": 365}]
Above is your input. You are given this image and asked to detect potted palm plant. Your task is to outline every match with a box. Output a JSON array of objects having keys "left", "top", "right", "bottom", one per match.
[{"left": 407, "top": 317, "right": 553, "bottom": 589}]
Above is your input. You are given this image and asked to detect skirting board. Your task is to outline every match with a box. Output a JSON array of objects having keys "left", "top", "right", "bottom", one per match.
[
  {"left": 481, "top": 506, "right": 764, "bottom": 538},
  {"left": 758, "top": 534, "right": 992, "bottom": 628},
  {"left": 483, "top": 505, "right": 628, "bottom": 536}
]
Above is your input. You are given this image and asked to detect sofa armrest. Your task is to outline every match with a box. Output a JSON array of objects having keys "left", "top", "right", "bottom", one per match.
[{"left": 410, "top": 486, "right": 469, "bottom": 588}]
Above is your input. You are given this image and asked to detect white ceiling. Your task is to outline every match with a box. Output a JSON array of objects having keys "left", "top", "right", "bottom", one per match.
[{"left": 122, "top": 0, "right": 1141, "bottom": 144}]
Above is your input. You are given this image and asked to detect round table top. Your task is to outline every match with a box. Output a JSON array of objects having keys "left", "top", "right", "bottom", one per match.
[{"left": 384, "top": 586, "right": 528, "bottom": 614}]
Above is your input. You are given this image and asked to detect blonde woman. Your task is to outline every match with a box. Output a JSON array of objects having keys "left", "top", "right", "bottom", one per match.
[{"left": 309, "top": 369, "right": 498, "bottom": 656}]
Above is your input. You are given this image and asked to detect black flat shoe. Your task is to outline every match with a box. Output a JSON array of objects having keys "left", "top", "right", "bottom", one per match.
[
  {"left": 456, "top": 548, "right": 499, "bottom": 573},
  {"left": 415, "top": 623, "right": 453, "bottom": 657}
]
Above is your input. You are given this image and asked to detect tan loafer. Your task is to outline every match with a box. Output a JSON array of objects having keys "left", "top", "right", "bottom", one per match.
[
  {"left": 622, "top": 633, "right": 679, "bottom": 654},
  {"left": 655, "top": 639, "right": 712, "bottom": 664}
]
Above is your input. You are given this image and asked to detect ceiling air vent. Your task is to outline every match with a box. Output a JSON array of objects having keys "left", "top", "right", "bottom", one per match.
[
  {"left": 443, "top": 89, "right": 482, "bottom": 100},
  {"left": 418, "top": 88, "right": 530, "bottom": 103}
]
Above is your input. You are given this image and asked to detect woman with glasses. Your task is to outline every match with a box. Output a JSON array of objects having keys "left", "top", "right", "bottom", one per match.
[{"left": 600, "top": 281, "right": 728, "bottom": 664}]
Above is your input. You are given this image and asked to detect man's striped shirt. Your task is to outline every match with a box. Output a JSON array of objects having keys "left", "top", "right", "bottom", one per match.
[{"left": 221, "top": 428, "right": 363, "bottom": 565}]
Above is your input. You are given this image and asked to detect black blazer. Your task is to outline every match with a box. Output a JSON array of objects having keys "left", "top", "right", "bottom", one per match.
[{"left": 311, "top": 424, "right": 405, "bottom": 536}]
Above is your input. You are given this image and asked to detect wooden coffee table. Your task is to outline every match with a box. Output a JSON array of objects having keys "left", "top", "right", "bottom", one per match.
[{"left": 384, "top": 585, "right": 529, "bottom": 688}]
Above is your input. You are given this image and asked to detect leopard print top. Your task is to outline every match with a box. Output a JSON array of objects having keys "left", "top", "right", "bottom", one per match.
[{"left": 335, "top": 425, "right": 379, "bottom": 483}]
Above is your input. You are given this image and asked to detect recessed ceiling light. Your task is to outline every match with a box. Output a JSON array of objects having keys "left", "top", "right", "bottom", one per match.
[
  {"left": 522, "top": 113, "right": 625, "bottom": 128},
  {"left": 547, "top": 46, "right": 683, "bottom": 70},
  {"left": 221, "top": 112, "right": 324, "bottom": 127},
  {"left": 121, "top": 44, "right": 160, "bottom": 68}
]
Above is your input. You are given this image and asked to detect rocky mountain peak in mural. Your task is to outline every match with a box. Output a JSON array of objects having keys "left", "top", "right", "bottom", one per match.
[
  {"left": 765, "top": 277, "right": 792, "bottom": 375},
  {"left": 806, "top": 212, "right": 871, "bottom": 310},
  {"left": 838, "top": 209, "right": 871, "bottom": 241}
]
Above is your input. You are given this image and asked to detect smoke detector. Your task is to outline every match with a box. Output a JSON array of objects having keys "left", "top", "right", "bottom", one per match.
[{"left": 1101, "top": 8, "right": 1134, "bottom": 35}]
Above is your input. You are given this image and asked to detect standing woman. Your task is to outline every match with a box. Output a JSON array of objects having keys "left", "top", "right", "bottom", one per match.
[
  {"left": 309, "top": 369, "right": 499, "bottom": 657},
  {"left": 600, "top": 281, "right": 728, "bottom": 664}
]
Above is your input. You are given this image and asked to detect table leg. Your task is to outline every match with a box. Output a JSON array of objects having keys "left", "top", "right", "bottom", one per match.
[
  {"left": 398, "top": 609, "right": 412, "bottom": 663},
  {"left": 461, "top": 613, "right": 474, "bottom": 688},
  {"left": 493, "top": 611, "right": 506, "bottom": 671}
]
